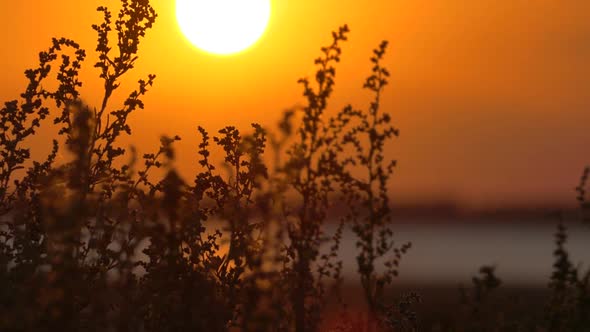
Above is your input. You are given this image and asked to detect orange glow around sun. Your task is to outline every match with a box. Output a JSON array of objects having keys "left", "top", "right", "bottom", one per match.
[{"left": 175, "top": 0, "right": 271, "bottom": 55}]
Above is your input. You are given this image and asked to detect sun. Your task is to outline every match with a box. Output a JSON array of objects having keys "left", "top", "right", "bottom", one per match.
[{"left": 176, "top": 0, "right": 271, "bottom": 56}]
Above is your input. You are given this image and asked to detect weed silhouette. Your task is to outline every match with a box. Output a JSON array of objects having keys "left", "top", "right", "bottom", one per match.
[{"left": 0, "top": 1, "right": 589, "bottom": 331}]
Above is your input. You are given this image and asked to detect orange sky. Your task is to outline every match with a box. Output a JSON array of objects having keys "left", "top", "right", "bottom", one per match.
[{"left": 1, "top": 0, "right": 589, "bottom": 208}]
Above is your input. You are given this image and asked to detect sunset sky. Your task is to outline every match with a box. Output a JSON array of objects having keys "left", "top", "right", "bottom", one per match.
[{"left": 1, "top": 0, "right": 589, "bottom": 208}]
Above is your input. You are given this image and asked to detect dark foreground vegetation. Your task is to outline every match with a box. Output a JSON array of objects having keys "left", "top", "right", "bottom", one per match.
[{"left": 1, "top": 1, "right": 588, "bottom": 331}]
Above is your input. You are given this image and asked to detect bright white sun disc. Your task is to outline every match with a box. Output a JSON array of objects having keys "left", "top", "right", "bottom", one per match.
[{"left": 176, "top": 0, "right": 271, "bottom": 55}]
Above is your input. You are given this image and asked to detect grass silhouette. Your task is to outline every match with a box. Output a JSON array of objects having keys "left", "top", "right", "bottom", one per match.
[{"left": 0, "top": 1, "right": 588, "bottom": 331}]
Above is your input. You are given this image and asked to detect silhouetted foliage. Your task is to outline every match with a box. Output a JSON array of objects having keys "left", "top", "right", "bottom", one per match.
[
  {"left": 459, "top": 266, "right": 503, "bottom": 332},
  {"left": 576, "top": 167, "right": 590, "bottom": 223},
  {"left": 1, "top": 1, "right": 589, "bottom": 331},
  {"left": 279, "top": 24, "right": 350, "bottom": 332},
  {"left": 545, "top": 218, "right": 590, "bottom": 331},
  {"left": 335, "top": 40, "right": 412, "bottom": 331}
]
